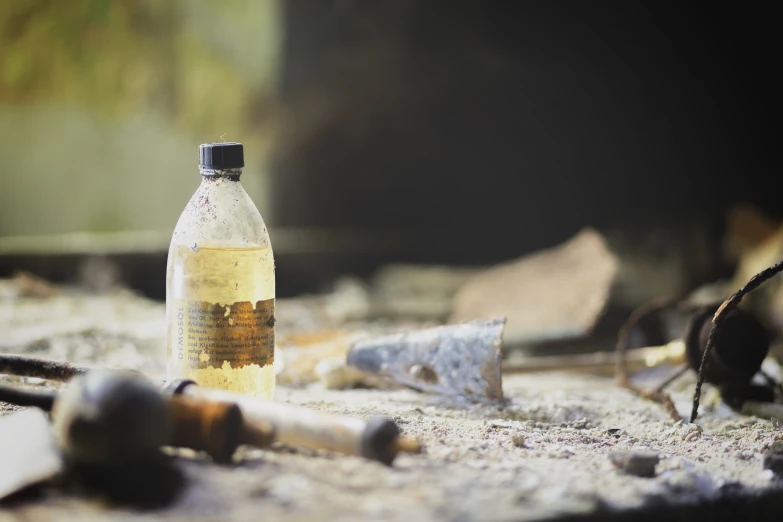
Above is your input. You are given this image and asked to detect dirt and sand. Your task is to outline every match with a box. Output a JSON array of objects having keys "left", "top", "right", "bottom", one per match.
[{"left": 2, "top": 286, "right": 783, "bottom": 521}]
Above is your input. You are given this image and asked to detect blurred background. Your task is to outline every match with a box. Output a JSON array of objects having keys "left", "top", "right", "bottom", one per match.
[{"left": 0, "top": 0, "right": 779, "bottom": 302}]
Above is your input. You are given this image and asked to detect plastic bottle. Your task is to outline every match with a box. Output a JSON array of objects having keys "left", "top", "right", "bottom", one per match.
[{"left": 166, "top": 142, "right": 275, "bottom": 398}]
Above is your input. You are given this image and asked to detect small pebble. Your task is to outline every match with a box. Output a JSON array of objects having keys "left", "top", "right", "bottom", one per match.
[
  {"left": 511, "top": 433, "right": 527, "bottom": 448},
  {"left": 609, "top": 449, "right": 660, "bottom": 478}
]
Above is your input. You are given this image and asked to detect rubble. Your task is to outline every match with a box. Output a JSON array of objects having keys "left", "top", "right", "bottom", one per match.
[
  {"left": 723, "top": 204, "right": 779, "bottom": 265},
  {"left": 451, "top": 228, "right": 618, "bottom": 347},
  {"left": 609, "top": 449, "right": 660, "bottom": 478},
  {"left": 276, "top": 330, "right": 369, "bottom": 386},
  {"left": 723, "top": 206, "right": 783, "bottom": 336},
  {"left": 314, "top": 357, "right": 367, "bottom": 390}
]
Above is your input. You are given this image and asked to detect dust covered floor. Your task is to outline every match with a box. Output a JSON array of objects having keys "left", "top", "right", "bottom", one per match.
[
  {"left": 2, "top": 287, "right": 783, "bottom": 521},
  {"left": 4, "top": 373, "right": 783, "bottom": 521}
]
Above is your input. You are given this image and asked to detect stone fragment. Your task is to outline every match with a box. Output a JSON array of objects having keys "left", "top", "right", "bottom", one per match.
[
  {"left": 451, "top": 228, "right": 618, "bottom": 347},
  {"left": 511, "top": 433, "right": 527, "bottom": 448},
  {"left": 277, "top": 330, "right": 369, "bottom": 386},
  {"left": 609, "top": 449, "right": 660, "bottom": 478},
  {"left": 314, "top": 357, "right": 367, "bottom": 389}
]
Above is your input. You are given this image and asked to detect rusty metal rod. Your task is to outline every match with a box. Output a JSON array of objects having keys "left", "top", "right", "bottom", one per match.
[
  {"left": 0, "top": 354, "right": 84, "bottom": 382},
  {"left": 505, "top": 343, "right": 685, "bottom": 376},
  {"left": 691, "top": 259, "right": 783, "bottom": 422},
  {"left": 0, "top": 383, "right": 56, "bottom": 411}
]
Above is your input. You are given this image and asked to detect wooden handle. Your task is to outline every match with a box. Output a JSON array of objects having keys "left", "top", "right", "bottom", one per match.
[
  {"left": 169, "top": 396, "right": 246, "bottom": 463},
  {"left": 171, "top": 382, "right": 420, "bottom": 465}
]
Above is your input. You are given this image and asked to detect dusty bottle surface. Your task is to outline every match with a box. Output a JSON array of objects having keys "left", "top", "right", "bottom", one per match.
[{"left": 166, "top": 142, "right": 275, "bottom": 398}]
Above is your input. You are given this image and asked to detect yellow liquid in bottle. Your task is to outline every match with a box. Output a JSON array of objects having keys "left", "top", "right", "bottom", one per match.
[{"left": 166, "top": 243, "right": 275, "bottom": 398}]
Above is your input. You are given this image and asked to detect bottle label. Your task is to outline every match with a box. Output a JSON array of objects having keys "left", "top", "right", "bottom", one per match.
[{"left": 171, "top": 298, "right": 275, "bottom": 370}]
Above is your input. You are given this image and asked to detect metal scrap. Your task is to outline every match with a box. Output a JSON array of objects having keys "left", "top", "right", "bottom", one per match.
[{"left": 346, "top": 317, "right": 505, "bottom": 403}]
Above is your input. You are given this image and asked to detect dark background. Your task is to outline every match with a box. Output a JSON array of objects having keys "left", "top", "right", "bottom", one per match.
[
  {"left": 272, "top": 0, "right": 779, "bottom": 263},
  {"left": 0, "top": 0, "right": 779, "bottom": 300}
]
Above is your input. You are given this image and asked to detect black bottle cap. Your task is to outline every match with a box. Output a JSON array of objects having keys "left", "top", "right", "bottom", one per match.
[{"left": 199, "top": 142, "right": 244, "bottom": 169}]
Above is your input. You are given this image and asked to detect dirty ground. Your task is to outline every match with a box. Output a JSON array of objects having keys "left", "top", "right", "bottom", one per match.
[{"left": 2, "top": 288, "right": 783, "bottom": 521}]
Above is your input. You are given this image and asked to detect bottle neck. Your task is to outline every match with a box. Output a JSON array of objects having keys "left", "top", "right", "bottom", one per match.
[{"left": 199, "top": 168, "right": 242, "bottom": 182}]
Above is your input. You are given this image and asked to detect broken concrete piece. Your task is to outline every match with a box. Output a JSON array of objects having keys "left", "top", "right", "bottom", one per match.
[
  {"left": 734, "top": 226, "right": 783, "bottom": 279},
  {"left": 724, "top": 203, "right": 779, "bottom": 266},
  {"left": 346, "top": 317, "right": 505, "bottom": 403},
  {"left": 728, "top": 217, "right": 783, "bottom": 331},
  {"left": 451, "top": 228, "right": 618, "bottom": 347},
  {"left": 314, "top": 357, "right": 367, "bottom": 389},
  {"left": 0, "top": 408, "right": 63, "bottom": 500},
  {"left": 277, "top": 330, "right": 370, "bottom": 386},
  {"left": 609, "top": 449, "right": 660, "bottom": 478}
]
